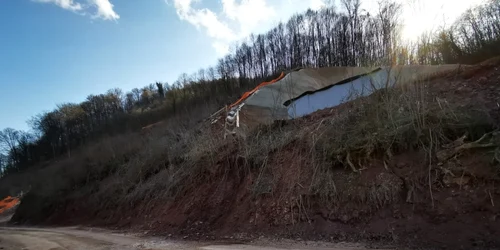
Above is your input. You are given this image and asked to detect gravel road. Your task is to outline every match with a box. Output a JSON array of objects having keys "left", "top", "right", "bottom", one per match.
[{"left": 0, "top": 226, "right": 390, "bottom": 250}]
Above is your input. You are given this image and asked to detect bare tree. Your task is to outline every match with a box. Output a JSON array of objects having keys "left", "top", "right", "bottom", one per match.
[
  {"left": 0, "top": 154, "right": 6, "bottom": 176},
  {"left": 1, "top": 0, "right": 415, "bottom": 175},
  {"left": 0, "top": 128, "right": 20, "bottom": 165}
]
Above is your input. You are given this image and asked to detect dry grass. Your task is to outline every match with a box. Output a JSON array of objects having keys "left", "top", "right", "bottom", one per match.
[
  {"left": 306, "top": 77, "right": 496, "bottom": 203},
  {"left": 6, "top": 67, "right": 500, "bottom": 224}
]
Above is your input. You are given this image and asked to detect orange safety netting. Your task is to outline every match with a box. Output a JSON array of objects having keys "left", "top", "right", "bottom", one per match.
[
  {"left": 229, "top": 72, "right": 285, "bottom": 109},
  {"left": 0, "top": 196, "right": 19, "bottom": 214}
]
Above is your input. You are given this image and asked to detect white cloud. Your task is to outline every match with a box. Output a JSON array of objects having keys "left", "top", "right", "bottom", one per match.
[
  {"left": 174, "top": 2, "right": 235, "bottom": 41},
  {"left": 34, "top": 0, "right": 83, "bottom": 11},
  {"left": 221, "top": 0, "right": 275, "bottom": 34},
  {"left": 90, "top": 0, "right": 120, "bottom": 20},
  {"left": 168, "top": 0, "right": 324, "bottom": 55},
  {"left": 33, "top": 0, "right": 119, "bottom": 21},
  {"left": 309, "top": 0, "right": 326, "bottom": 10},
  {"left": 212, "top": 41, "right": 231, "bottom": 55},
  {"left": 169, "top": 0, "right": 485, "bottom": 54}
]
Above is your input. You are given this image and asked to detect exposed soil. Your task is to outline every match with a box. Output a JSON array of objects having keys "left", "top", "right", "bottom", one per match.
[{"left": 10, "top": 60, "right": 500, "bottom": 249}]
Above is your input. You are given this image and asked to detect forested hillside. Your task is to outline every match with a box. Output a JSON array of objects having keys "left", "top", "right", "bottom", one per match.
[
  {"left": 1, "top": 1, "right": 500, "bottom": 248},
  {"left": 1, "top": 0, "right": 499, "bottom": 177}
]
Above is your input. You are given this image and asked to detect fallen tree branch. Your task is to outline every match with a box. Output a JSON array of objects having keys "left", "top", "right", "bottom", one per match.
[
  {"left": 428, "top": 129, "right": 435, "bottom": 209},
  {"left": 437, "top": 132, "right": 499, "bottom": 162},
  {"left": 489, "top": 190, "right": 495, "bottom": 207},
  {"left": 346, "top": 152, "right": 358, "bottom": 173},
  {"left": 442, "top": 134, "right": 467, "bottom": 149},
  {"left": 494, "top": 148, "right": 500, "bottom": 164}
]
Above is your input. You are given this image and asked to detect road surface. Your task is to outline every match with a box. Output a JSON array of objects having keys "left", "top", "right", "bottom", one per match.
[{"left": 0, "top": 226, "right": 389, "bottom": 250}]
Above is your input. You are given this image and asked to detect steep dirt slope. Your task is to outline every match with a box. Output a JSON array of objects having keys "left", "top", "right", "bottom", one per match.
[{"left": 10, "top": 59, "right": 500, "bottom": 250}]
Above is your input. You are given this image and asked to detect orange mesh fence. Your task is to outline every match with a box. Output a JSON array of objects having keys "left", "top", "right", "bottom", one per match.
[
  {"left": 0, "top": 196, "right": 19, "bottom": 214},
  {"left": 229, "top": 72, "right": 285, "bottom": 109}
]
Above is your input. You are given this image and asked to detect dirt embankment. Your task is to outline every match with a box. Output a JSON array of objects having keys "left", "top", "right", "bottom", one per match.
[{"left": 9, "top": 59, "right": 500, "bottom": 249}]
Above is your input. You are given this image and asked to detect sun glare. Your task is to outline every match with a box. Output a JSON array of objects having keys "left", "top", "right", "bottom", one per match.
[{"left": 399, "top": 0, "right": 486, "bottom": 41}]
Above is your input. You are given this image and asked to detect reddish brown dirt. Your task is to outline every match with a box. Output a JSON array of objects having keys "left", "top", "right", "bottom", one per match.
[
  {"left": 11, "top": 59, "right": 500, "bottom": 250},
  {"left": 429, "top": 62, "right": 500, "bottom": 125},
  {"left": 145, "top": 61, "right": 500, "bottom": 248}
]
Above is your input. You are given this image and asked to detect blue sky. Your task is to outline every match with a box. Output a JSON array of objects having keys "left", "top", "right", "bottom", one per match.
[
  {"left": 0, "top": 0, "right": 484, "bottom": 132},
  {"left": 0, "top": 0, "right": 220, "bottom": 131}
]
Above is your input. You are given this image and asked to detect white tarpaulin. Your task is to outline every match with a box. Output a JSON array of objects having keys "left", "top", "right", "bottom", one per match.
[
  {"left": 219, "top": 64, "right": 460, "bottom": 136},
  {"left": 286, "top": 68, "right": 396, "bottom": 118}
]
